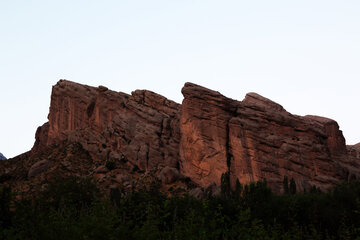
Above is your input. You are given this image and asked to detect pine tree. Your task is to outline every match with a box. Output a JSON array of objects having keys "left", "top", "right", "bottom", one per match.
[
  {"left": 220, "top": 172, "right": 231, "bottom": 198},
  {"left": 235, "top": 178, "right": 242, "bottom": 199},
  {"left": 289, "top": 178, "right": 296, "bottom": 195},
  {"left": 283, "top": 176, "right": 289, "bottom": 194}
]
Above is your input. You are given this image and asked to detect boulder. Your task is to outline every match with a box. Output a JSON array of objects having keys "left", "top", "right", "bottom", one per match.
[
  {"left": 189, "top": 187, "right": 205, "bottom": 200},
  {"left": 205, "top": 182, "right": 221, "bottom": 197},
  {"left": 158, "top": 166, "right": 181, "bottom": 184},
  {"left": 28, "top": 160, "right": 53, "bottom": 178}
]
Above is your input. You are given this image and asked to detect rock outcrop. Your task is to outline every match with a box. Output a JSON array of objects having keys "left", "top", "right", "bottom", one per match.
[
  {"left": 180, "top": 83, "right": 360, "bottom": 192},
  {"left": 0, "top": 152, "right": 6, "bottom": 160},
  {"left": 33, "top": 80, "right": 181, "bottom": 171},
  {"left": 1, "top": 80, "right": 359, "bottom": 194}
]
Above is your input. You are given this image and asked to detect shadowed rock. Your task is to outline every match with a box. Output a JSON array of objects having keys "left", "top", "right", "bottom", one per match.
[
  {"left": 158, "top": 166, "right": 181, "bottom": 184},
  {"left": 189, "top": 187, "right": 205, "bottom": 200},
  {"left": 28, "top": 160, "right": 53, "bottom": 178}
]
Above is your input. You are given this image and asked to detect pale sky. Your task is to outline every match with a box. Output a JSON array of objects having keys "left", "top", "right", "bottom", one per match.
[{"left": 1, "top": 1, "right": 359, "bottom": 158}]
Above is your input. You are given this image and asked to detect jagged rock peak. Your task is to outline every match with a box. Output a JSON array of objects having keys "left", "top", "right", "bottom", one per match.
[
  {"left": 181, "top": 82, "right": 238, "bottom": 112},
  {"left": 243, "top": 92, "right": 286, "bottom": 112},
  {"left": 182, "top": 82, "right": 225, "bottom": 99}
]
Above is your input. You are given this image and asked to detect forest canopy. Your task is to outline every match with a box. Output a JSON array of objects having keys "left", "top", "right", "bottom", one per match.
[{"left": 1, "top": 176, "right": 360, "bottom": 240}]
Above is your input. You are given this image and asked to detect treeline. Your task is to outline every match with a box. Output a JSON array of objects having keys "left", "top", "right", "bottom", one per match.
[{"left": 1, "top": 176, "right": 360, "bottom": 239}]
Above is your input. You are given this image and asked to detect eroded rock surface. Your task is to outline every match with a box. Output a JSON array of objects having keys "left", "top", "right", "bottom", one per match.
[
  {"left": 33, "top": 80, "right": 181, "bottom": 171},
  {"left": 179, "top": 83, "right": 360, "bottom": 192},
  {"left": 1, "top": 80, "right": 359, "bottom": 194}
]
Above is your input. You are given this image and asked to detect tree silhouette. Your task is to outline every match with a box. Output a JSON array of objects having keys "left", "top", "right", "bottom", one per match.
[
  {"left": 283, "top": 176, "right": 289, "bottom": 194},
  {"left": 289, "top": 178, "right": 296, "bottom": 195}
]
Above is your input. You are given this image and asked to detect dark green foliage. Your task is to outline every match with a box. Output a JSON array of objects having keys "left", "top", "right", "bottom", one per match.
[
  {"left": 2, "top": 176, "right": 360, "bottom": 239},
  {"left": 234, "top": 178, "right": 242, "bottom": 200},
  {"left": 220, "top": 171, "right": 231, "bottom": 198},
  {"left": 310, "top": 185, "right": 322, "bottom": 193},
  {"left": 283, "top": 176, "right": 289, "bottom": 194},
  {"left": 289, "top": 178, "right": 296, "bottom": 195},
  {"left": 0, "top": 187, "right": 12, "bottom": 229},
  {"left": 0, "top": 174, "right": 12, "bottom": 183},
  {"left": 39, "top": 176, "right": 100, "bottom": 211}
]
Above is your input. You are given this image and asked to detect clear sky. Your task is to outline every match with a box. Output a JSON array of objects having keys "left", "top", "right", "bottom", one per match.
[{"left": 1, "top": 1, "right": 359, "bottom": 158}]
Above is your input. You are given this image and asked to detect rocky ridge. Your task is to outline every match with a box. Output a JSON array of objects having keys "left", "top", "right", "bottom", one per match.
[
  {"left": 0, "top": 152, "right": 6, "bottom": 160},
  {"left": 1, "top": 80, "right": 359, "bottom": 194}
]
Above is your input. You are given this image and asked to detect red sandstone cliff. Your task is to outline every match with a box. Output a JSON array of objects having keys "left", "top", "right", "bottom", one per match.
[
  {"left": 180, "top": 83, "right": 360, "bottom": 192},
  {"left": 3, "top": 80, "right": 360, "bottom": 193},
  {"left": 33, "top": 80, "right": 180, "bottom": 171}
]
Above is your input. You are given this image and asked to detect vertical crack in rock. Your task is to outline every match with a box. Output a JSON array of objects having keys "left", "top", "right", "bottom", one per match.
[
  {"left": 158, "top": 118, "right": 164, "bottom": 138},
  {"left": 225, "top": 121, "right": 232, "bottom": 169},
  {"left": 226, "top": 107, "right": 237, "bottom": 172},
  {"left": 86, "top": 99, "right": 96, "bottom": 118}
]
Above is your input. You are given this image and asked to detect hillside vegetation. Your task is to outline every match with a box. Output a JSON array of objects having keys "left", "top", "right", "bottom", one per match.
[{"left": 1, "top": 176, "right": 360, "bottom": 239}]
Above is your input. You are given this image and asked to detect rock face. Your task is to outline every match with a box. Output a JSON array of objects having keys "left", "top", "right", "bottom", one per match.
[
  {"left": 0, "top": 152, "right": 6, "bottom": 160},
  {"left": 5, "top": 80, "right": 359, "bottom": 193},
  {"left": 179, "top": 83, "right": 360, "bottom": 192},
  {"left": 179, "top": 83, "right": 237, "bottom": 188},
  {"left": 33, "top": 80, "right": 180, "bottom": 171}
]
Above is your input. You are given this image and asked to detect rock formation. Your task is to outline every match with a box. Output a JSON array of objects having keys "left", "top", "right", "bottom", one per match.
[
  {"left": 180, "top": 83, "right": 360, "bottom": 192},
  {"left": 0, "top": 152, "right": 6, "bottom": 160},
  {"left": 1, "top": 80, "right": 360, "bottom": 194},
  {"left": 33, "top": 80, "right": 180, "bottom": 171}
]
